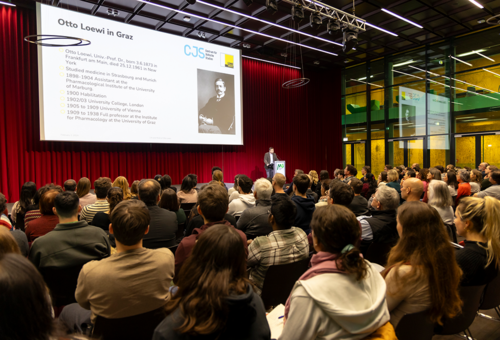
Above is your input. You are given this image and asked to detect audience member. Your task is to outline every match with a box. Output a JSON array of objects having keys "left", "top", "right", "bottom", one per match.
[
  {"left": 334, "top": 168, "right": 344, "bottom": 181},
  {"left": 401, "top": 178, "right": 423, "bottom": 202},
  {"left": 385, "top": 165, "right": 393, "bottom": 171},
  {"left": 481, "top": 165, "right": 498, "bottom": 191},
  {"left": 347, "top": 178, "right": 369, "bottom": 217},
  {"left": 445, "top": 171, "right": 459, "bottom": 196},
  {"left": 237, "top": 178, "right": 273, "bottom": 240},
  {"left": 64, "top": 179, "right": 77, "bottom": 192},
  {"left": 423, "top": 168, "right": 442, "bottom": 203},
  {"left": 91, "top": 187, "right": 123, "bottom": 232},
  {"left": 428, "top": 180, "right": 454, "bottom": 225},
  {"left": 411, "top": 163, "right": 419, "bottom": 170},
  {"left": 454, "top": 197, "right": 500, "bottom": 286},
  {"left": 291, "top": 174, "right": 316, "bottom": 233},
  {"left": 228, "top": 175, "right": 256, "bottom": 217},
  {"left": 80, "top": 178, "right": 112, "bottom": 223},
  {"left": 475, "top": 170, "right": 500, "bottom": 200},
  {"left": 435, "top": 165, "right": 445, "bottom": 174},
  {"left": 177, "top": 174, "right": 198, "bottom": 204},
  {"left": 0, "top": 193, "right": 11, "bottom": 230},
  {"left": 228, "top": 174, "right": 241, "bottom": 197},
  {"left": 0, "top": 227, "right": 21, "bottom": 255},
  {"left": 24, "top": 185, "right": 54, "bottom": 229},
  {"left": 160, "top": 174, "right": 177, "bottom": 193},
  {"left": 383, "top": 201, "right": 462, "bottom": 327},
  {"left": 139, "top": 179, "right": 178, "bottom": 249},
  {"left": 280, "top": 205, "right": 390, "bottom": 340},
  {"left": 25, "top": 187, "right": 62, "bottom": 242},
  {"left": 159, "top": 188, "right": 187, "bottom": 224},
  {"left": 272, "top": 173, "right": 287, "bottom": 197},
  {"left": 378, "top": 171, "right": 388, "bottom": 187},
  {"left": 361, "top": 165, "right": 371, "bottom": 176},
  {"left": 328, "top": 180, "right": 354, "bottom": 207},
  {"left": 386, "top": 170, "right": 401, "bottom": 197},
  {"left": 60, "top": 200, "right": 175, "bottom": 333},
  {"left": 112, "top": 176, "right": 132, "bottom": 200},
  {"left": 478, "top": 162, "right": 489, "bottom": 177},
  {"left": 362, "top": 173, "right": 377, "bottom": 199},
  {"left": 285, "top": 169, "right": 305, "bottom": 195},
  {"left": 247, "top": 195, "right": 308, "bottom": 294},
  {"left": 470, "top": 169, "right": 482, "bottom": 194},
  {"left": 175, "top": 185, "right": 248, "bottom": 279},
  {"left": 154, "top": 224, "right": 270, "bottom": 340},
  {"left": 11, "top": 181, "right": 37, "bottom": 229},
  {"left": 305, "top": 175, "right": 319, "bottom": 203},
  {"left": 7, "top": 228, "right": 29, "bottom": 257},
  {"left": 212, "top": 166, "right": 228, "bottom": 190},
  {"left": 456, "top": 169, "right": 471, "bottom": 206},
  {"left": 314, "top": 170, "right": 330, "bottom": 197},
  {"left": 130, "top": 180, "right": 140, "bottom": 199},
  {"left": 77, "top": 177, "right": 96, "bottom": 208},
  {"left": 418, "top": 168, "right": 430, "bottom": 196},
  {"left": 29, "top": 191, "right": 110, "bottom": 271},
  {"left": 309, "top": 170, "right": 319, "bottom": 192},
  {"left": 342, "top": 164, "right": 357, "bottom": 184}
]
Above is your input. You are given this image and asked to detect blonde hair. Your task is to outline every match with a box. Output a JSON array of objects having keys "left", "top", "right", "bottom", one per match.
[
  {"left": 76, "top": 177, "right": 91, "bottom": 198},
  {"left": 273, "top": 173, "right": 286, "bottom": 187},
  {"left": 308, "top": 170, "right": 319, "bottom": 185},
  {"left": 457, "top": 196, "right": 500, "bottom": 268},
  {"left": 112, "top": 176, "right": 132, "bottom": 200},
  {"left": 387, "top": 169, "right": 399, "bottom": 182},
  {"left": 212, "top": 170, "right": 223, "bottom": 183}
]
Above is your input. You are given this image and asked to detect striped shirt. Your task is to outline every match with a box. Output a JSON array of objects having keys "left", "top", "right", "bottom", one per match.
[
  {"left": 81, "top": 200, "right": 110, "bottom": 224},
  {"left": 24, "top": 210, "right": 42, "bottom": 230},
  {"left": 1, "top": 214, "right": 12, "bottom": 230},
  {"left": 247, "top": 227, "right": 309, "bottom": 295}
]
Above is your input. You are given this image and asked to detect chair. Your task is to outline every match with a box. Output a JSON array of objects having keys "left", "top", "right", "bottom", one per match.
[
  {"left": 395, "top": 310, "right": 434, "bottom": 340},
  {"left": 434, "top": 284, "right": 486, "bottom": 338},
  {"left": 235, "top": 215, "right": 240, "bottom": 224},
  {"left": 180, "top": 203, "right": 196, "bottom": 217},
  {"left": 364, "top": 242, "right": 393, "bottom": 267},
  {"left": 444, "top": 223, "right": 458, "bottom": 243},
  {"left": 92, "top": 307, "right": 167, "bottom": 340},
  {"left": 176, "top": 222, "right": 185, "bottom": 239},
  {"left": 260, "top": 258, "right": 310, "bottom": 309},
  {"left": 168, "top": 244, "right": 178, "bottom": 255},
  {"left": 40, "top": 265, "right": 85, "bottom": 307},
  {"left": 478, "top": 271, "right": 500, "bottom": 321}
]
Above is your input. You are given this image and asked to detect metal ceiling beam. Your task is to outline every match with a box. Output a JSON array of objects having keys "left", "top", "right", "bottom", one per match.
[
  {"left": 180, "top": 0, "right": 240, "bottom": 37},
  {"left": 415, "top": 0, "right": 473, "bottom": 30},
  {"left": 125, "top": 2, "right": 147, "bottom": 24},
  {"left": 90, "top": 0, "right": 105, "bottom": 16}
]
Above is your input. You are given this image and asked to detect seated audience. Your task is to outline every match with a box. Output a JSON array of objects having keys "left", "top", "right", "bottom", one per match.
[
  {"left": 212, "top": 166, "right": 228, "bottom": 190},
  {"left": 177, "top": 174, "right": 198, "bottom": 204},
  {"left": 444, "top": 171, "right": 459, "bottom": 196},
  {"left": 159, "top": 188, "right": 187, "bottom": 224},
  {"left": 347, "top": 178, "right": 369, "bottom": 217},
  {"left": 342, "top": 164, "right": 357, "bottom": 184},
  {"left": 328, "top": 180, "right": 354, "bottom": 207},
  {"left": 139, "top": 179, "right": 178, "bottom": 249},
  {"left": 185, "top": 193, "right": 237, "bottom": 237},
  {"left": 456, "top": 169, "right": 471, "bottom": 206},
  {"left": 247, "top": 195, "right": 308, "bottom": 294},
  {"left": 160, "top": 174, "right": 177, "bottom": 193},
  {"left": 175, "top": 184, "right": 248, "bottom": 279},
  {"left": 80, "top": 178, "right": 112, "bottom": 223},
  {"left": 25, "top": 187, "right": 62, "bottom": 242},
  {"left": 77, "top": 177, "right": 96, "bottom": 208},
  {"left": 315, "top": 171, "right": 329, "bottom": 199},
  {"left": 309, "top": 170, "right": 319, "bottom": 192},
  {"left": 400, "top": 178, "right": 423, "bottom": 203},
  {"left": 385, "top": 170, "right": 401, "bottom": 197},
  {"left": 291, "top": 174, "right": 316, "bottom": 233},
  {"left": 285, "top": 169, "right": 305, "bottom": 195},
  {"left": 306, "top": 175, "right": 319, "bottom": 203},
  {"left": 478, "top": 162, "right": 488, "bottom": 177},
  {"left": 280, "top": 205, "right": 389, "bottom": 340},
  {"left": 228, "top": 174, "right": 241, "bottom": 197},
  {"left": 378, "top": 171, "right": 388, "bottom": 187},
  {"left": 435, "top": 165, "right": 445, "bottom": 174},
  {"left": 29, "top": 191, "right": 110, "bottom": 271},
  {"left": 237, "top": 178, "right": 273, "bottom": 239},
  {"left": 272, "top": 173, "right": 287, "bottom": 197},
  {"left": 228, "top": 175, "right": 256, "bottom": 217},
  {"left": 316, "top": 179, "right": 332, "bottom": 207},
  {"left": 91, "top": 187, "right": 123, "bottom": 233},
  {"left": 385, "top": 165, "right": 393, "bottom": 171},
  {"left": 383, "top": 201, "right": 462, "bottom": 328},
  {"left": 428, "top": 180, "right": 454, "bottom": 225},
  {"left": 334, "top": 168, "right": 344, "bottom": 181},
  {"left": 447, "top": 164, "right": 455, "bottom": 171},
  {"left": 454, "top": 197, "right": 500, "bottom": 286},
  {"left": 475, "top": 170, "right": 500, "bottom": 200},
  {"left": 64, "top": 179, "right": 77, "bottom": 192},
  {"left": 0, "top": 193, "right": 11, "bottom": 230},
  {"left": 112, "top": 176, "right": 132, "bottom": 200},
  {"left": 1, "top": 226, "right": 29, "bottom": 257},
  {"left": 361, "top": 173, "right": 377, "bottom": 199},
  {"left": 11, "top": 181, "right": 37, "bottom": 230},
  {"left": 130, "top": 180, "right": 140, "bottom": 199},
  {"left": 60, "top": 200, "right": 175, "bottom": 333},
  {"left": 423, "top": 168, "right": 442, "bottom": 203},
  {"left": 154, "top": 224, "right": 270, "bottom": 340},
  {"left": 361, "top": 165, "right": 371, "bottom": 176},
  {"left": 481, "top": 165, "right": 497, "bottom": 191},
  {"left": 470, "top": 169, "right": 482, "bottom": 194},
  {"left": 24, "top": 185, "right": 54, "bottom": 229}
]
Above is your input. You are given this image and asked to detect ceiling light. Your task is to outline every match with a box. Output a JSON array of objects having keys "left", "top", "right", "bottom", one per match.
[
  {"left": 358, "top": 20, "right": 398, "bottom": 37},
  {"left": 342, "top": 25, "right": 358, "bottom": 53},
  {"left": 456, "top": 116, "right": 475, "bottom": 119},
  {"left": 452, "top": 102, "right": 463, "bottom": 105},
  {"left": 469, "top": 0, "right": 484, "bottom": 8},
  {"left": 0, "top": 1, "right": 15, "bottom": 6},
  {"left": 327, "top": 19, "right": 341, "bottom": 37},
  {"left": 242, "top": 43, "right": 251, "bottom": 48},
  {"left": 483, "top": 68, "right": 500, "bottom": 77},
  {"left": 393, "top": 60, "right": 416, "bottom": 67},
  {"left": 488, "top": 144, "right": 492, "bottom": 147},
  {"left": 350, "top": 128, "right": 367, "bottom": 131},
  {"left": 393, "top": 69, "right": 423, "bottom": 79},
  {"left": 292, "top": 5, "right": 304, "bottom": 22},
  {"left": 139, "top": 0, "right": 338, "bottom": 56},
  {"left": 457, "top": 49, "right": 486, "bottom": 57},
  {"left": 183, "top": 16, "right": 191, "bottom": 22},
  {"left": 478, "top": 19, "right": 486, "bottom": 24},
  {"left": 266, "top": 0, "right": 278, "bottom": 14},
  {"left": 450, "top": 55, "right": 472, "bottom": 67},
  {"left": 381, "top": 8, "right": 423, "bottom": 28},
  {"left": 463, "top": 118, "right": 488, "bottom": 122},
  {"left": 310, "top": 12, "right": 322, "bottom": 29},
  {"left": 475, "top": 51, "right": 495, "bottom": 62},
  {"left": 243, "top": 56, "right": 301, "bottom": 69},
  {"left": 350, "top": 79, "right": 383, "bottom": 87}
]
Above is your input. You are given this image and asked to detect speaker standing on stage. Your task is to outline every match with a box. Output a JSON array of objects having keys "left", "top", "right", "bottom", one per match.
[{"left": 264, "top": 147, "right": 280, "bottom": 178}]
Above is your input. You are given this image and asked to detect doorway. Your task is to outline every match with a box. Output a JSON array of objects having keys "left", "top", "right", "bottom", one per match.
[{"left": 388, "top": 137, "right": 425, "bottom": 168}]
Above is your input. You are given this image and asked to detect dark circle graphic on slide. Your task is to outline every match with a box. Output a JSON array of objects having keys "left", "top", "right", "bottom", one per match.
[{"left": 24, "top": 35, "right": 91, "bottom": 47}]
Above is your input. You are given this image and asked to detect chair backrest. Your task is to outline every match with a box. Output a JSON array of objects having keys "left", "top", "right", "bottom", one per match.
[
  {"left": 395, "top": 310, "right": 434, "bottom": 340},
  {"left": 176, "top": 223, "right": 185, "bottom": 239},
  {"left": 444, "top": 223, "right": 457, "bottom": 243},
  {"left": 92, "top": 307, "right": 167, "bottom": 340},
  {"left": 435, "top": 284, "right": 486, "bottom": 335},
  {"left": 260, "top": 258, "right": 310, "bottom": 309},
  {"left": 364, "top": 242, "right": 393, "bottom": 267},
  {"left": 40, "top": 265, "right": 84, "bottom": 307},
  {"left": 168, "top": 244, "right": 178, "bottom": 255},
  {"left": 479, "top": 271, "right": 500, "bottom": 310}
]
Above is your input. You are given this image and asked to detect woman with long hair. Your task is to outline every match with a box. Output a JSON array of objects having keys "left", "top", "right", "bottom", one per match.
[
  {"left": 455, "top": 169, "right": 471, "bottom": 206},
  {"left": 428, "top": 180, "right": 454, "bottom": 225},
  {"left": 76, "top": 177, "right": 96, "bottom": 208},
  {"left": 454, "top": 197, "right": 500, "bottom": 286},
  {"left": 130, "top": 180, "right": 140, "bottom": 199},
  {"left": 11, "top": 182, "right": 37, "bottom": 230},
  {"left": 177, "top": 174, "right": 198, "bottom": 204},
  {"left": 378, "top": 171, "right": 388, "bottom": 187},
  {"left": 362, "top": 173, "right": 378, "bottom": 199},
  {"left": 153, "top": 224, "right": 270, "bottom": 340},
  {"left": 444, "top": 171, "right": 459, "bottom": 196},
  {"left": 211, "top": 170, "right": 225, "bottom": 188},
  {"left": 469, "top": 169, "right": 482, "bottom": 194},
  {"left": 309, "top": 170, "right": 319, "bottom": 192},
  {"left": 112, "top": 176, "right": 132, "bottom": 200},
  {"left": 422, "top": 168, "right": 442, "bottom": 203},
  {"left": 159, "top": 188, "right": 186, "bottom": 224},
  {"left": 280, "top": 205, "right": 390, "bottom": 339},
  {"left": 383, "top": 202, "right": 462, "bottom": 327},
  {"left": 160, "top": 174, "right": 177, "bottom": 193}
]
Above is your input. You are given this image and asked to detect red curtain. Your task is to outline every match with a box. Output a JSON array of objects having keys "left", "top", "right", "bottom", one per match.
[{"left": 0, "top": 6, "right": 342, "bottom": 202}]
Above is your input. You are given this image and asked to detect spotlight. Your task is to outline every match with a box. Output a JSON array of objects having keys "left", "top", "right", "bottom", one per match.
[
  {"left": 186, "top": 0, "right": 196, "bottom": 5},
  {"left": 314, "top": 60, "right": 320, "bottom": 65},
  {"left": 342, "top": 25, "right": 358, "bottom": 53},
  {"left": 292, "top": 5, "right": 304, "bottom": 22},
  {"left": 266, "top": 0, "right": 278, "bottom": 14},
  {"left": 310, "top": 12, "right": 322, "bottom": 29},
  {"left": 243, "top": 0, "right": 253, "bottom": 6},
  {"left": 327, "top": 19, "right": 341, "bottom": 37},
  {"left": 183, "top": 16, "right": 191, "bottom": 22}
]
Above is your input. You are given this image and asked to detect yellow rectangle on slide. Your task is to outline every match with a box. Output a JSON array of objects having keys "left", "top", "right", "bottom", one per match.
[{"left": 221, "top": 53, "right": 234, "bottom": 68}]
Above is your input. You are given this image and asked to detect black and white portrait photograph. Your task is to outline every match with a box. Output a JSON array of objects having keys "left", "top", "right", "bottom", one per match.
[{"left": 197, "top": 69, "right": 236, "bottom": 135}]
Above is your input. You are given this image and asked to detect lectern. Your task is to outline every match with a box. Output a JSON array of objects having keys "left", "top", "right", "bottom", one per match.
[{"left": 274, "top": 161, "right": 286, "bottom": 177}]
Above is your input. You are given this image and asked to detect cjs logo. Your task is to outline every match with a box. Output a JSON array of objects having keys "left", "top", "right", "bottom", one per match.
[{"left": 184, "top": 45, "right": 205, "bottom": 59}]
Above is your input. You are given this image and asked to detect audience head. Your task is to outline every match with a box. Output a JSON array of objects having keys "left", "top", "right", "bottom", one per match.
[
  {"left": 470, "top": 169, "right": 483, "bottom": 184},
  {"left": 107, "top": 187, "right": 124, "bottom": 214},
  {"left": 18, "top": 182, "right": 37, "bottom": 213},
  {"left": 76, "top": 177, "right": 91, "bottom": 198},
  {"left": 419, "top": 168, "right": 429, "bottom": 182},
  {"left": 489, "top": 170, "right": 500, "bottom": 185},
  {"left": 293, "top": 174, "right": 310, "bottom": 195},
  {"left": 212, "top": 170, "right": 223, "bottom": 183},
  {"left": 112, "top": 176, "right": 131, "bottom": 199},
  {"left": 138, "top": 179, "right": 161, "bottom": 206},
  {"left": 348, "top": 178, "right": 363, "bottom": 195},
  {"left": 321, "top": 179, "right": 331, "bottom": 196},
  {"left": 311, "top": 205, "right": 367, "bottom": 280},
  {"left": 180, "top": 174, "right": 198, "bottom": 193},
  {"left": 401, "top": 178, "right": 423, "bottom": 201},
  {"left": 94, "top": 177, "right": 112, "bottom": 199},
  {"left": 272, "top": 173, "right": 286, "bottom": 190},
  {"left": 405, "top": 169, "right": 416, "bottom": 179},
  {"left": 333, "top": 168, "right": 344, "bottom": 179},
  {"left": 447, "top": 164, "right": 455, "bottom": 171},
  {"left": 0, "top": 193, "right": 5, "bottom": 215},
  {"left": 270, "top": 195, "right": 296, "bottom": 230},
  {"left": 294, "top": 169, "right": 304, "bottom": 177},
  {"left": 154, "top": 174, "right": 162, "bottom": 183},
  {"left": 53, "top": 191, "right": 80, "bottom": 219},
  {"left": 328, "top": 180, "right": 354, "bottom": 206},
  {"left": 344, "top": 164, "right": 357, "bottom": 177},
  {"left": 159, "top": 188, "right": 180, "bottom": 212},
  {"left": 254, "top": 178, "right": 273, "bottom": 200},
  {"left": 413, "top": 165, "right": 421, "bottom": 173},
  {"left": 40, "top": 187, "right": 63, "bottom": 215},
  {"left": 0, "top": 228, "right": 20, "bottom": 255},
  {"left": 457, "top": 169, "right": 470, "bottom": 183},
  {"left": 197, "top": 184, "right": 229, "bottom": 223},
  {"left": 308, "top": 170, "right": 319, "bottom": 185},
  {"left": 319, "top": 170, "right": 330, "bottom": 181},
  {"left": 236, "top": 175, "right": 253, "bottom": 194},
  {"left": 131, "top": 180, "right": 140, "bottom": 196},
  {"left": 63, "top": 179, "right": 76, "bottom": 192},
  {"left": 387, "top": 201, "right": 462, "bottom": 324},
  {"left": 478, "top": 162, "right": 489, "bottom": 171},
  {"left": 428, "top": 180, "right": 453, "bottom": 208},
  {"left": 435, "top": 165, "right": 445, "bottom": 174},
  {"left": 387, "top": 169, "right": 399, "bottom": 183},
  {"left": 362, "top": 166, "right": 371, "bottom": 175},
  {"left": 160, "top": 175, "right": 172, "bottom": 191},
  {"left": 372, "top": 186, "right": 399, "bottom": 211},
  {"left": 446, "top": 171, "right": 459, "bottom": 189},
  {"left": 486, "top": 165, "right": 498, "bottom": 176},
  {"left": 110, "top": 200, "right": 150, "bottom": 246},
  {"left": 379, "top": 171, "right": 388, "bottom": 183},
  {"left": 211, "top": 166, "right": 222, "bottom": 175},
  {"left": 32, "top": 185, "right": 53, "bottom": 209},
  {"left": 427, "top": 168, "right": 442, "bottom": 181},
  {"left": 384, "top": 164, "right": 393, "bottom": 171}
]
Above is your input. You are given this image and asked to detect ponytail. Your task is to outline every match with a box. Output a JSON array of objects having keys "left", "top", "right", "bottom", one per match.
[
  {"left": 483, "top": 197, "right": 500, "bottom": 268},
  {"left": 337, "top": 246, "right": 367, "bottom": 281}
]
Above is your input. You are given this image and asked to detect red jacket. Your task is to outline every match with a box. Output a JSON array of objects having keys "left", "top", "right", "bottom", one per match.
[
  {"left": 456, "top": 182, "right": 471, "bottom": 206},
  {"left": 25, "top": 215, "right": 59, "bottom": 243},
  {"left": 174, "top": 220, "right": 248, "bottom": 282}
]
